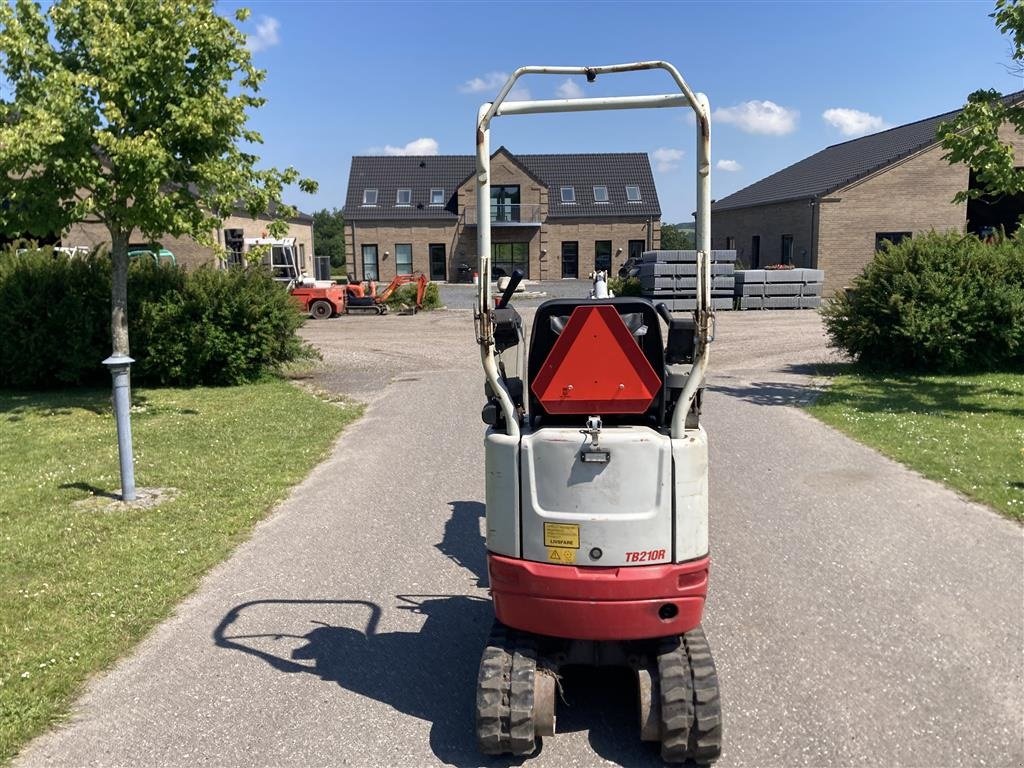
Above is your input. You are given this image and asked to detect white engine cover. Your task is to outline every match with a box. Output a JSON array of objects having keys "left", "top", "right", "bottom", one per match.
[{"left": 484, "top": 425, "right": 709, "bottom": 566}]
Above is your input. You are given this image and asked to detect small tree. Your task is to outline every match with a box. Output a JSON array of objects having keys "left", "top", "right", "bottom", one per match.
[
  {"left": 937, "top": 0, "right": 1024, "bottom": 206},
  {"left": 0, "top": 0, "right": 316, "bottom": 357},
  {"left": 0, "top": 0, "right": 316, "bottom": 497},
  {"left": 312, "top": 208, "right": 346, "bottom": 269},
  {"left": 661, "top": 223, "right": 695, "bottom": 250}
]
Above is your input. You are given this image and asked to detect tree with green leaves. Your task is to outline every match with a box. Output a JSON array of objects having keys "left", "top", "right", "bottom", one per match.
[
  {"left": 0, "top": 0, "right": 317, "bottom": 360},
  {"left": 0, "top": 0, "right": 315, "bottom": 499},
  {"left": 938, "top": 0, "right": 1024, "bottom": 206},
  {"left": 660, "top": 223, "right": 695, "bottom": 250},
  {"left": 312, "top": 208, "right": 346, "bottom": 269}
]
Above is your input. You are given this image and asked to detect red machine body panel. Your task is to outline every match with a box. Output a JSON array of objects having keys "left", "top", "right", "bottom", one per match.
[
  {"left": 488, "top": 553, "right": 709, "bottom": 641},
  {"left": 530, "top": 304, "right": 661, "bottom": 415}
]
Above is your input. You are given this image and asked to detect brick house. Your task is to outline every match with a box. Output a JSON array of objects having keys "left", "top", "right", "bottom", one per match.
[
  {"left": 62, "top": 203, "right": 315, "bottom": 272},
  {"left": 342, "top": 147, "right": 662, "bottom": 283},
  {"left": 711, "top": 90, "right": 1024, "bottom": 295}
]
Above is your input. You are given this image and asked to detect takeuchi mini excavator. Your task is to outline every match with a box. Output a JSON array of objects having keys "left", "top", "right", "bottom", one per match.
[{"left": 473, "top": 62, "right": 722, "bottom": 763}]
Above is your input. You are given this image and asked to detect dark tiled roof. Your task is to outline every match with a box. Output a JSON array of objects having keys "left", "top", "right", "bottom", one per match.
[
  {"left": 520, "top": 152, "right": 660, "bottom": 219},
  {"left": 343, "top": 149, "right": 661, "bottom": 221},
  {"left": 712, "top": 89, "right": 1024, "bottom": 212}
]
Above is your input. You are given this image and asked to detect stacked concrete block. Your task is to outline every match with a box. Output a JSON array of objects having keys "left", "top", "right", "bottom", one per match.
[
  {"left": 639, "top": 250, "right": 736, "bottom": 311},
  {"left": 733, "top": 268, "right": 824, "bottom": 310}
]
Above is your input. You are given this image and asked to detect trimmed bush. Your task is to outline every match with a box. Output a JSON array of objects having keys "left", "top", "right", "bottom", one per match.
[
  {"left": 822, "top": 232, "right": 1024, "bottom": 371},
  {"left": 383, "top": 281, "right": 442, "bottom": 311},
  {"left": 0, "top": 250, "right": 312, "bottom": 388},
  {"left": 608, "top": 276, "right": 643, "bottom": 296}
]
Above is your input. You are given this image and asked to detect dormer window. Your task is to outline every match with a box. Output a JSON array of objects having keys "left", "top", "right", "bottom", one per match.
[
  {"left": 430, "top": 188, "right": 445, "bottom": 206},
  {"left": 396, "top": 188, "right": 412, "bottom": 206},
  {"left": 593, "top": 185, "right": 609, "bottom": 203},
  {"left": 625, "top": 185, "right": 641, "bottom": 202},
  {"left": 362, "top": 188, "right": 378, "bottom": 206},
  {"left": 560, "top": 186, "right": 576, "bottom": 203}
]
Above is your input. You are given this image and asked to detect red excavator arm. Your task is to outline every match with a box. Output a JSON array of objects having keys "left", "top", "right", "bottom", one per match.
[{"left": 375, "top": 273, "right": 428, "bottom": 309}]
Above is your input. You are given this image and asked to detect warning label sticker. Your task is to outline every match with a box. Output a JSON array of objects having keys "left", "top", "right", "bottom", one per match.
[
  {"left": 547, "top": 547, "right": 577, "bottom": 563},
  {"left": 543, "top": 522, "right": 580, "bottom": 549}
]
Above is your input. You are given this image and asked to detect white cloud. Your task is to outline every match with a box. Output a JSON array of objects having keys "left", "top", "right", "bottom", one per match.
[
  {"left": 459, "top": 72, "right": 508, "bottom": 94},
  {"left": 556, "top": 79, "right": 584, "bottom": 99},
  {"left": 713, "top": 100, "right": 798, "bottom": 135},
  {"left": 652, "top": 147, "right": 684, "bottom": 173},
  {"left": 246, "top": 16, "right": 280, "bottom": 53},
  {"left": 458, "top": 71, "right": 529, "bottom": 101},
  {"left": 716, "top": 159, "right": 743, "bottom": 172},
  {"left": 368, "top": 137, "right": 440, "bottom": 156},
  {"left": 822, "top": 107, "right": 889, "bottom": 137}
]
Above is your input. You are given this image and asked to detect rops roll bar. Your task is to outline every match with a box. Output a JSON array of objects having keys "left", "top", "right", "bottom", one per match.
[{"left": 476, "top": 61, "right": 712, "bottom": 439}]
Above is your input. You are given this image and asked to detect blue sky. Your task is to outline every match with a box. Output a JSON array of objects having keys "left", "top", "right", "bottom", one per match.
[{"left": 227, "top": 0, "right": 1019, "bottom": 222}]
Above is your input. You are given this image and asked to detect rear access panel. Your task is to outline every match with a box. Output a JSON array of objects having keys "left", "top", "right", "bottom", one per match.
[{"left": 520, "top": 426, "right": 672, "bottom": 567}]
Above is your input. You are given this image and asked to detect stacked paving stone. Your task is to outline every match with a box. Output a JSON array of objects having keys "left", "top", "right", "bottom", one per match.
[
  {"left": 734, "top": 268, "right": 824, "bottom": 310},
  {"left": 639, "top": 250, "right": 736, "bottom": 311}
]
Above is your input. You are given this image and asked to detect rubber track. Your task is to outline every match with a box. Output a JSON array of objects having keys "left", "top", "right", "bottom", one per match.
[
  {"left": 475, "top": 623, "right": 512, "bottom": 754},
  {"left": 509, "top": 638, "right": 538, "bottom": 755},
  {"left": 658, "top": 626, "right": 723, "bottom": 764},
  {"left": 657, "top": 636, "right": 694, "bottom": 763}
]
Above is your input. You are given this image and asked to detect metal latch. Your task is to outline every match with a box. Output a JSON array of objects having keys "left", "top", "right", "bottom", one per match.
[{"left": 579, "top": 416, "right": 610, "bottom": 463}]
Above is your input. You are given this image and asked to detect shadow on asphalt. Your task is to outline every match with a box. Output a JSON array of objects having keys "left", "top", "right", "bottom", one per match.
[
  {"left": 212, "top": 501, "right": 667, "bottom": 766},
  {"left": 710, "top": 379, "right": 824, "bottom": 407}
]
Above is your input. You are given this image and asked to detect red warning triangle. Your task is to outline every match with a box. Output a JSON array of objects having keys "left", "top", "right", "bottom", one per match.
[{"left": 531, "top": 305, "right": 661, "bottom": 415}]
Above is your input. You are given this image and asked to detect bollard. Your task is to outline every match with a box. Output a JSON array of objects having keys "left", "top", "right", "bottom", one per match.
[{"left": 102, "top": 354, "right": 136, "bottom": 502}]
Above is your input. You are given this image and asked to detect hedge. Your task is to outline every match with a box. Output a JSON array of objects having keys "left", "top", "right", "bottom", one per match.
[
  {"left": 0, "top": 249, "right": 313, "bottom": 388},
  {"left": 821, "top": 231, "right": 1024, "bottom": 371}
]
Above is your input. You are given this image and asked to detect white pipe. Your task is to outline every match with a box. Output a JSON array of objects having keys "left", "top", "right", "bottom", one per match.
[
  {"left": 476, "top": 104, "right": 520, "bottom": 438},
  {"left": 496, "top": 93, "right": 690, "bottom": 116},
  {"left": 672, "top": 92, "right": 712, "bottom": 438}
]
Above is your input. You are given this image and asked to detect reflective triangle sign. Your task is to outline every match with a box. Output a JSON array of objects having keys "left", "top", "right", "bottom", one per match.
[{"left": 531, "top": 305, "right": 661, "bottom": 414}]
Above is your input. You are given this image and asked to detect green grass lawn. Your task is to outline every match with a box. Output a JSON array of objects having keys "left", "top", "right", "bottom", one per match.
[
  {"left": 807, "top": 371, "right": 1024, "bottom": 521},
  {"left": 0, "top": 381, "right": 361, "bottom": 762}
]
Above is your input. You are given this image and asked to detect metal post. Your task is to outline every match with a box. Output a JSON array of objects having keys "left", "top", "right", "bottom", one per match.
[{"left": 103, "top": 354, "right": 136, "bottom": 502}]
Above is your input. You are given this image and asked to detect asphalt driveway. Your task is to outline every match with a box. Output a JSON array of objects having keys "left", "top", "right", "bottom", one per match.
[{"left": 16, "top": 309, "right": 1024, "bottom": 767}]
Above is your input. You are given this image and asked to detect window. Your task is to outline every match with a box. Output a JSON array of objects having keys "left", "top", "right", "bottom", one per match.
[
  {"left": 725, "top": 236, "right": 736, "bottom": 250},
  {"left": 875, "top": 231, "right": 912, "bottom": 252},
  {"left": 298, "top": 243, "right": 306, "bottom": 269},
  {"left": 430, "top": 188, "right": 445, "bottom": 206},
  {"left": 751, "top": 235, "right": 760, "bottom": 268},
  {"left": 593, "top": 185, "right": 609, "bottom": 203},
  {"left": 491, "top": 242, "right": 529, "bottom": 278},
  {"left": 625, "top": 185, "right": 641, "bottom": 202},
  {"left": 362, "top": 189, "right": 378, "bottom": 206},
  {"left": 395, "top": 243, "right": 413, "bottom": 275},
  {"left": 490, "top": 185, "right": 521, "bottom": 222},
  {"left": 361, "top": 244, "right": 379, "bottom": 281},
  {"left": 396, "top": 188, "right": 412, "bottom": 206},
  {"left": 595, "top": 240, "right": 612, "bottom": 272},
  {"left": 561, "top": 241, "right": 578, "bottom": 279},
  {"left": 560, "top": 186, "right": 576, "bottom": 203},
  {"left": 628, "top": 239, "right": 645, "bottom": 262}
]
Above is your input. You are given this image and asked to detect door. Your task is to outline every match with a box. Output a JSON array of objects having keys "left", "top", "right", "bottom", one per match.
[
  {"left": 781, "top": 235, "right": 793, "bottom": 266},
  {"left": 492, "top": 242, "right": 529, "bottom": 278},
  {"left": 751, "top": 235, "right": 760, "bottom": 268},
  {"left": 561, "top": 241, "right": 578, "bottom": 279},
  {"left": 429, "top": 244, "right": 447, "bottom": 281},
  {"left": 361, "top": 244, "right": 379, "bottom": 281}
]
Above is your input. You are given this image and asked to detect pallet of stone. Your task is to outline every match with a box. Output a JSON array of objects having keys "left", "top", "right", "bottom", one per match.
[
  {"left": 640, "top": 275, "right": 735, "bottom": 291},
  {"left": 763, "top": 296, "right": 801, "bottom": 309},
  {"left": 800, "top": 296, "right": 822, "bottom": 309},
  {"left": 658, "top": 297, "right": 735, "bottom": 311},
  {"left": 641, "top": 250, "right": 738, "bottom": 264},
  {"left": 801, "top": 283, "right": 823, "bottom": 297},
  {"left": 638, "top": 262, "right": 734, "bottom": 277},
  {"left": 740, "top": 296, "right": 764, "bottom": 310}
]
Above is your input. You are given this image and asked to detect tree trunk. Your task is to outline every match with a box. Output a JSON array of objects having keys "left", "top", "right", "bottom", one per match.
[{"left": 110, "top": 227, "right": 130, "bottom": 356}]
